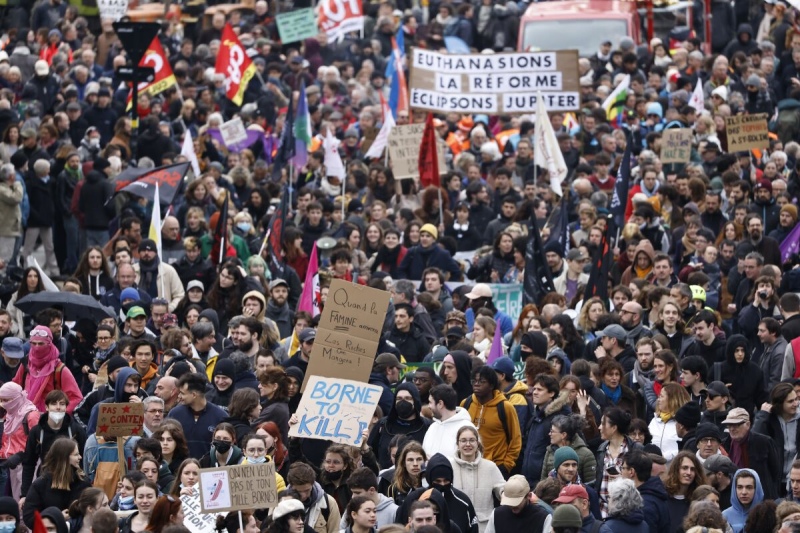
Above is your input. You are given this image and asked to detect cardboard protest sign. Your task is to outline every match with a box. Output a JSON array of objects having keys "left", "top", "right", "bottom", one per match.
[
  {"left": 96, "top": 403, "right": 144, "bottom": 437},
  {"left": 182, "top": 495, "right": 223, "bottom": 533},
  {"left": 302, "top": 279, "right": 389, "bottom": 390},
  {"left": 388, "top": 123, "right": 447, "bottom": 179},
  {"left": 220, "top": 117, "right": 248, "bottom": 147},
  {"left": 290, "top": 376, "right": 382, "bottom": 446},
  {"left": 409, "top": 48, "right": 580, "bottom": 113},
  {"left": 276, "top": 9, "right": 318, "bottom": 44},
  {"left": 661, "top": 129, "right": 693, "bottom": 164},
  {"left": 198, "top": 462, "right": 278, "bottom": 513},
  {"left": 725, "top": 114, "right": 769, "bottom": 152},
  {"left": 98, "top": 0, "right": 129, "bottom": 21}
]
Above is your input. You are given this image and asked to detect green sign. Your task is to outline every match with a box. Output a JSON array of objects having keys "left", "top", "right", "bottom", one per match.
[
  {"left": 490, "top": 284, "right": 523, "bottom": 323},
  {"left": 276, "top": 8, "right": 318, "bottom": 44}
]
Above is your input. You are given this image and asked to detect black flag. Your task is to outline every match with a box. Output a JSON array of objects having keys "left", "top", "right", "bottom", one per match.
[
  {"left": 584, "top": 218, "right": 614, "bottom": 306},
  {"left": 523, "top": 220, "right": 556, "bottom": 306}
]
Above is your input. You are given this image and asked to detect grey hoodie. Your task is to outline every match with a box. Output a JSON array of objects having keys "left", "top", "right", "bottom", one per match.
[{"left": 338, "top": 493, "right": 398, "bottom": 530}]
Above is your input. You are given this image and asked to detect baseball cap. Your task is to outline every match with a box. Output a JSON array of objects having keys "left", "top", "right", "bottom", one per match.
[
  {"left": 566, "top": 249, "right": 588, "bottom": 262},
  {"left": 1, "top": 338, "right": 24, "bottom": 359},
  {"left": 721, "top": 407, "right": 750, "bottom": 425},
  {"left": 552, "top": 483, "right": 589, "bottom": 504},
  {"left": 269, "top": 278, "right": 288, "bottom": 290},
  {"left": 597, "top": 324, "right": 627, "bottom": 342},
  {"left": 126, "top": 306, "right": 147, "bottom": 319},
  {"left": 706, "top": 381, "right": 730, "bottom": 398},
  {"left": 187, "top": 280, "right": 205, "bottom": 292},
  {"left": 162, "top": 314, "right": 178, "bottom": 327},
  {"left": 299, "top": 328, "right": 316, "bottom": 343},
  {"left": 375, "top": 353, "right": 406, "bottom": 369},
  {"left": 704, "top": 455, "right": 736, "bottom": 475},
  {"left": 500, "top": 475, "right": 530, "bottom": 506},
  {"left": 20, "top": 128, "right": 37, "bottom": 140},
  {"left": 139, "top": 239, "right": 158, "bottom": 253},
  {"left": 491, "top": 357, "right": 515, "bottom": 379},
  {"left": 465, "top": 283, "right": 493, "bottom": 300},
  {"left": 34, "top": 60, "right": 49, "bottom": 76},
  {"left": 551, "top": 505, "right": 582, "bottom": 528}
]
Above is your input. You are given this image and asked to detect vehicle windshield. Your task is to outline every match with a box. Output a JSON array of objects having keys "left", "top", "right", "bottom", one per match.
[{"left": 521, "top": 19, "right": 629, "bottom": 56}]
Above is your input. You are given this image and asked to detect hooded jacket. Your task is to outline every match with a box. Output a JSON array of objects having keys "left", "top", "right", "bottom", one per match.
[
  {"left": 241, "top": 290, "right": 267, "bottom": 321},
  {"left": 292, "top": 481, "right": 340, "bottom": 533},
  {"left": 461, "top": 389, "right": 523, "bottom": 475},
  {"left": 719, "top": 334, "right": 767, "bottom": 416},
  {"left": 722, "top": 469, "right": 764, "bottom": 533},
  {"left": 603, "top": 508, "right": 649, "bottom": 533},
  {"left": 521, "top": 390, "right": 571, "bottom": 485},
  {"left": 620, "top": 240, "right": 656, "bottom": 285},
  {"left": 395, "top": 454, "right": 479, "bottom": 533},
  {"left": 450, "top": 351, "right": 475, "bottom": 402},
  {"left": 637, "top": 474, "right": 671, "bottom": 533},
  {"left": 723, "top": 24, "right": 759, "bottom": 59},
  {"left": 21, "top": 412, "right": 87, "bottom": 496},
  {"left": 338, "top": 493, "right": 398, "bottom": 530},
  {"left": 367, "top": 382, "right": 433, "bottom": 468},
  {"left": 423, "top": 407, "right": 476, "bottom": 458},
  {"left": 450, "top": 451, "right": 506, "bottom": 531},
  {"left": 396, "top": 486, "right": 464, "bottom": 533},
  {"left": 86, "top": 367, "right": 142, "bottom": 434}
]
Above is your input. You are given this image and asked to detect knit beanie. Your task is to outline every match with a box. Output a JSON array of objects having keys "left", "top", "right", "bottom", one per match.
[
  {"left": 552, "top": 504, "right": 582, "bottom": 528},
  {"left": 674, "top": 402, "right": 701, "bottom": 429},
  {"left": 781, "top": 204, "right": 798, "bottom": 223},
  {"left": 553, "top": 446, "right": 580, "bottom": 472}
]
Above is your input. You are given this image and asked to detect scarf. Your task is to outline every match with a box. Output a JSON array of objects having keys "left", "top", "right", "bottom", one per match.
[
  {"left": 0, "top": 382, "right": 37, "bottom": 434},
  {"left": 730, "top": 433, "right": 748, "bottom": 468},
  {"left": 27, "top": 326, "right": 61, "bottom": 409},
  {"left": 139, "top": 257, "right": 160, "bottom": 298},
  {"left": 601, "top": 383, "right": 622, "bottom": 405},
  {"left": 658, "top": 411, "right": 674, "bottom": 423}
]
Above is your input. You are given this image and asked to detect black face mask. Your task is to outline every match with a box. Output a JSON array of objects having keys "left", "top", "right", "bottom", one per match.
[
  {"left": 431, "top": 482, "right": 451, "bottom": 495},
  {"left": 213, "top": 440, "right": 232, "bottom": 454},
  {"left": 326, "top": 470, "right": 343, "bottom": 480},
  {"left": 395, "top": 399, "right": 415, "bottom": 419}
]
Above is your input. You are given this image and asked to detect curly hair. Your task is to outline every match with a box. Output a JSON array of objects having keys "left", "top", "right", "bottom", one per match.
[
  {"left": 607, "top": 478, "right": 643, "bottom": 517},
  {"left": 663, "top": 451, "right": 707, "bottom": 498},
  {"left": 577, "top": 297, "right": 607, "bottom": 333},
  {"left": 682, "top": 500, "right": 728, "bottom": 531},
  {"left": 743, "top": 501, "right": 777, "bottom": 533}
]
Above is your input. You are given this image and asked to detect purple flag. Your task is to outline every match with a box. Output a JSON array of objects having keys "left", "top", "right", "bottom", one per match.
[
  {"left": 781, "top": 222, "right": 800, "bottom": 263},
  {"left": 486, "top": 320, "right": 505, "bottom": 364}
]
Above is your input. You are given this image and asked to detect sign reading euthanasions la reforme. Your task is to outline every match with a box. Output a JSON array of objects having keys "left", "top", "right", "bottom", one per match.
[{"left": 409, "top": 48, "right": 580, "bottom": 114}]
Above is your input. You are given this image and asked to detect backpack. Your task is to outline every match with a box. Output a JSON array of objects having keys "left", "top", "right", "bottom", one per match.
[
  {"left": 19, "top": 362, "right": 64, "bottom": 392},
  {"left": 463, "top": 395, "right": 512, "bottom": 444}
]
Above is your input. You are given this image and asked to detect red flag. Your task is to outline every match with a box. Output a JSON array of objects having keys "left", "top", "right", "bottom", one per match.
[
  {"left": 418, "top": 113, "right": 439, "bottom": 188},
  {"left": 126, "top": 37, "right": 176, "bottom": 110},
  {"left": 216, "top": 24, "right": 257, "bottom": 106},
  {"left": 33, "top": 511, "right": 48, "bottom": 533}
]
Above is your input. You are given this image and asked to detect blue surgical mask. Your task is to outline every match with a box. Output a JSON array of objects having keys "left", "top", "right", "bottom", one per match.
[
  {"left": 249, "top": 455, "right": 266, "bottom": 464},
  {"left": 237, "top": 223, "right": 251, "bottom": 233},
  {"left": 0, "top": 521, "right": 16, "bottom": 533},
  {"left": 118, "top": 495, "right": 135, "bottom": 509}
]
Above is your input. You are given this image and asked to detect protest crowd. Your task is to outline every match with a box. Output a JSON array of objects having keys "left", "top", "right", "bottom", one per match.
[{"left": 5, "top": 0, "right": 800, "bottom": 532}]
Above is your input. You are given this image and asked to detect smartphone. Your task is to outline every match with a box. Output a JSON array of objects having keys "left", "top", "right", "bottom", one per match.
[{"left": 606, "top": 466, "right": 620, "bottom": 476}]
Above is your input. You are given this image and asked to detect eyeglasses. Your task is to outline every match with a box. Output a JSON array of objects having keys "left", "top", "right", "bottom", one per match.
[
  {"left": 458, "top": 439, "right": 477, "bottom": 445},
  {"left": 146, "top": 409, "right": 164, "bottom": 414},
  {"left": 97, "top": 336, "right": 112, "bottom": 342},
  {"left": 699, "top": 438, "right": 718, "bottom": 444}
]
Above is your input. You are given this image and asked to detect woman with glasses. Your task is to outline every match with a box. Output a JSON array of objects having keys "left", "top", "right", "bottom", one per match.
[
  {"left": 93, "top": 325, "right": 118, "bottom": 367},
  {"left": 22, "top": 437, "right": 91, "bottom": 528},
  {"left": 541, "top": 414, "right": 597, "bottom": 485},
  {"left": 319, "top": 443, "right": 355, "bottom": 514},
  {"left": 14, "top": 325, "right": 82, "bottom": 413},
  {"left": 753, "top": 382, "right": 800, "bottom": 493},
  {"left": 145, "top": 495, "right": 184, "bottom": 533},
  {"left": 450, "top": 426, "right": 504, "bottom": 533},
  {"left": 199, "top": 423, "right": 243, "bottom": 468}
]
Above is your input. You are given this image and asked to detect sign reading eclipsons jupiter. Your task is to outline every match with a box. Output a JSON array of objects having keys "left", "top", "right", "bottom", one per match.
[{"left": 408, "top": 48, "right": 580, "bottom": 114}]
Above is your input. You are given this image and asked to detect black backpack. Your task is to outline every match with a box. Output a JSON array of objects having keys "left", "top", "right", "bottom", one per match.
[{"left": 463, "top": 395, "right": 512, "bottom": 444}]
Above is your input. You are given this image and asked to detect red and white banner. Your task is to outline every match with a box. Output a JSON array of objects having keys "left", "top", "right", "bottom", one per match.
[
  {"left": 317, "top": 0, "right": 363, "bottom": 42},
  {"left": 126, "top": 37, "right": 176, "bottom": 109},
  {"left": 216, "top": 24, "right": 257, "bottom": 106}
]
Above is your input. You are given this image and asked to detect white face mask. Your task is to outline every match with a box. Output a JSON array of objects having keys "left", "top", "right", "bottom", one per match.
[
  {"left": 48, "top": 411, "right": 65, "bottom": 424},
  {"left": 248, "top": 455, "right": 266, "bottom": 464}
]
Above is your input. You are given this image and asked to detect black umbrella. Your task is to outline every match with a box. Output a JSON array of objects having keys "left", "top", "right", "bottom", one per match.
[{"left": 15, "top": 292, "right": 116, "bottom": 322}]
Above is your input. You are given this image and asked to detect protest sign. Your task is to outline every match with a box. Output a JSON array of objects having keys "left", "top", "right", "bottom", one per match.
[
  {"left": 182, "top": 495, "right": 223, "bottom": 533},
  {"left": 490, "top": 283, "right": 524, "bottom": 322},
  {"left": 388, "top": 123, "right": 447, "bottom": 179},
  {"left": 96, "top": 403, "right": 144, "bottom": 437},
  {"left": 660, "top": 129, "right": 693, "bottom": 164},
  {"left": 409, "top": 49, "right": 580, "bottom": 113},
  {"left": 276, "top": 9, "right": 318, "bottom": 44},
  {"left": 198, "top": 463, "right": 278, "bottom": 513},
  {"left": 98, "top": 0, "right": 129, "bottom": 21},
  {"left": 725, "top": 114, "right": 769, "bottom": 152},
  {"left": 220, "top": 117, "right": 248, "bottom": 147},
  {"left": 302, "top": 279, "right": 389, "bottom": 390},
  {"left": 290, "top": 376, "right": 382, "bottom": 446}
]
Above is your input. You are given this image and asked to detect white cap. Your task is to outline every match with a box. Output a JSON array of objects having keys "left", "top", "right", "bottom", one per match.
[
  {"left": 711, "top": 85, "right": 728, "bottom": 102},
  {"left": 34, "top": 60, "right": 49, "bottom": 76}
]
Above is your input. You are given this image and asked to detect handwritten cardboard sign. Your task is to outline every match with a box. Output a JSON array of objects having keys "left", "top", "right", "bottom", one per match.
[
  {"left": 96, "top": 403, "right": 144, "bottom": 437},
  {"left": 198, "top": 462, "right": 278, "bottom": 513},
  {"left": 219, "top": 117, "right": 248, "bottom": 147},
  {"left": 661, "top": 129, "right": 693, "bottom": 164},
  {"left": 290, "top": 376, "right": 382, "bottom": 446},
  {"left": 182, "top": 494, "right": 224, "bottom": 533},
  {"left": 98, "top": 0, "right": 129, "bottom": 21},
  {"left": 388, "top": 123, "right": 447, "bottom": 180},
  {"left": 302, "top": 279, "right": 389, "bottom": 390},
  {"left": 276, "top": 8, "right": 318, "bottom": 44},
  {"left": 725, "top": 113, "right": 769, "bottom": 152}
]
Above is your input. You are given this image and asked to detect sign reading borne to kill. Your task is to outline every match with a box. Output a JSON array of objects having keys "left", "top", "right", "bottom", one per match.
[{"left": 409, "top": 48, "right": 580, "bottom": 113}]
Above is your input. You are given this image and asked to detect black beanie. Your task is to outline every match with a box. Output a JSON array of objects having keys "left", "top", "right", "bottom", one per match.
[
  {"left": 94, "top": 157, "right": 110, "bottom": 172},
  {"left": 521, "top": 331, "right": 549, "bottom": 359},
  {"left": 106, "top": 355, "right": 129, "bottom": 376},
  {"left": 674, "top": 402, "right": 701, "bottom": 429},
  {"left": 213, "top": 359, "right": 236, "bottom": 380},
  {"left": 0, "top": 497, "right": 19, "bottom": 525}
]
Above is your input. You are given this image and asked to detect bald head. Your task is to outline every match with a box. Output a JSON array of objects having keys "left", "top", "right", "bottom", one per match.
[
  {"left": 621, "top": 301, "right": 643, "bottom": 327},
  {"left": 161, "top": 215, "right": 180, "bottom": 240}
]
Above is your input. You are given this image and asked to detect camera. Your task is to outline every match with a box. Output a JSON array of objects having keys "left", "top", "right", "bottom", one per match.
[{"left": 759, "top": 290, "right": 769, "bottom": 300}]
